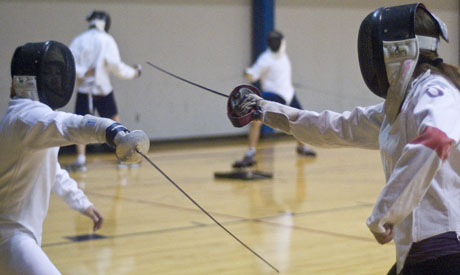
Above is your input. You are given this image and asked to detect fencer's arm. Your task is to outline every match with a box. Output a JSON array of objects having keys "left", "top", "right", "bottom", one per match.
[
  {"left": 18, "top": 106, "right": 114, "bottom": 149},
  {"left": 259, "top": 100, "right": 384, "bottom": 149},
  {"left": 51, "top": 113, "right": 149, "bottom": 164},
  {"left": 18, "top": 102, "right": 148, "bottom": 162},
  {"left": 105, "top": 36, "right": 139, "bottom": 79},
  {"left": 244, "top": 51, "right": 270, "bottom": 83},
  {"left": 52, "top": 162, "right": 92, "bottom": 213},
  {"left": 18, "top": 103, "right": 126, "bottom": 149},
  {"left": 244, "top": 69, "right": 257, "bottom": 83}
]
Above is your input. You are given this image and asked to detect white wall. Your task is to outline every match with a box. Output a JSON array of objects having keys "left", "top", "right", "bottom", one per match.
[{"left": 0, "top": 0, "right": 458, "bottom": 141}]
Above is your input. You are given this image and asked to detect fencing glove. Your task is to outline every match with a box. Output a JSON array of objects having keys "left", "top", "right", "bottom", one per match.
[{"left": 106, "top": 123, "right": 150, "bottom": 163}]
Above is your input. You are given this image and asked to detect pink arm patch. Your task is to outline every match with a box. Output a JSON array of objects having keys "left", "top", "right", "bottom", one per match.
[{"left": 409, "top": 126, "right": 454, "bottom": 161}]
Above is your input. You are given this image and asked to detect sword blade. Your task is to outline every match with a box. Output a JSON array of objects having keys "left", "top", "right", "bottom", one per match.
[
  {"left": 136, "top": 149, "right": 279, "bottom": 273},
  {"left": 146, "top": 62, "right": 229, "bottom": 98}
]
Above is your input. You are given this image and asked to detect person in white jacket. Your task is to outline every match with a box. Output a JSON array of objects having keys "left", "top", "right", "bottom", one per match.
[
  {"left": 67, "top": 10, "right": 142, "bottom": 171},
  {"left": 231, "top": 4, "right": 460, "bottom": 274},
  {"left": 0, "top": 40, "right": 149, "bottom": 275},
  {"left": 233, "top": 30, "right": 316, "bottom": 168}
]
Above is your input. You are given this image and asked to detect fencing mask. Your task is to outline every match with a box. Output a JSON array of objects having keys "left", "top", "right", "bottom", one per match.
[
  {"left": 11, "top": 41, "right": 76, "bottom": 110},
  {"left": 358, "top": 3, "right": 448, "bottom": 123},
  {"left": 87, "top": 10, "right": 111, "bottom": 32},
  {"left": 267, "top": 30, "right": 283, "bottom": 52}
]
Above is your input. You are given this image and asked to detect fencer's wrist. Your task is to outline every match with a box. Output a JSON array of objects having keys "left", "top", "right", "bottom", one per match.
[
  {"left": 255, "top": 99, "right": 267, "bottom": 118},
  {"left": 257, "top": 99, "right": 267, "bottom": 108},
  {"left": 106, "top": 123, "right": 129, "bottom": 148}
]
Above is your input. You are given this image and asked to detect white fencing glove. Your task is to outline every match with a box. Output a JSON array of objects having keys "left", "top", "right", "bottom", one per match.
[
  {"left": 238, "top": 93, "right": 265, "bottom": 115},
  {"left": 106, "top": 123, "right": 150, "bottom": 163}
]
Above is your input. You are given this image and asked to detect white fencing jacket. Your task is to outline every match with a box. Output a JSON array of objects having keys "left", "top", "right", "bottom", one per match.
[
  {"left": 0, "top": 98, "right": 113, "bottom": 245},
  {"left": 69, "top": 28, "right": 138, "bottom": 96},
  {"left": 259, "top": 71, "right": 460, "bottom": 274},
  {"left": 245, "top": 43, "right": 295, "bottom": 105}
]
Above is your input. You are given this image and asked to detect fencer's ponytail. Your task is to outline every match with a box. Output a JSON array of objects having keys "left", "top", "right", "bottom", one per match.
[{"left": 414, "top": 7, "right": 460, "bottom": 90}]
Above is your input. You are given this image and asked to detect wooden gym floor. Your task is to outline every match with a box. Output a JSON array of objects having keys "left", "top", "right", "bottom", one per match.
[{"left": 47, "top": 135, "right": 395, "bottom": 274}]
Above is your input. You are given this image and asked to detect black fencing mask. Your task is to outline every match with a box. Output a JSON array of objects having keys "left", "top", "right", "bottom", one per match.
[
  {"left": 11, "top": 41, "right": 76, "bottom": 110},
  {"left": 357, "top": 3, "right": 448, "bottom": 123},
  {"left": 87, "top": 10, "right": 111, "bottom": 32},
  {"left": 267, "top": 31, "right": 283, "bottom": 52}
]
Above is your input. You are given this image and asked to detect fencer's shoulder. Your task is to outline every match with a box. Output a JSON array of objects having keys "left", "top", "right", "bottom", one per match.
[
  {"left": 406, "top": 71, "right": 460, "bottom": 116},
  {"left": 71, "top": 29, "right": 101, "bottom": 45},
  {"left": 100, "top": 30, "right": 115, "bottom": 39},
  {"left": 99, "top": 32, "right": 117, "bottom": 47},
  {"left": 412, "top": 71, "right": 459, "bottom": 99},
  {"left": 77, "top": 29, "right": 112, "bottom": 39},
  {"left": 259, "top": 49, "right": 272, "bottom": 59},
  {"left": 255, "top": 50, "right": 276, "bottom": 65},
  {"left": 11, "top": 99, "right": 52, "bottom": 113},
  {"left": 6, "top": 99, "right": 52, "bottom": 125}
]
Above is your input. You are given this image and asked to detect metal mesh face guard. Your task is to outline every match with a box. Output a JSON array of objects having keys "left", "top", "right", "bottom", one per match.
[
  {"left": 267, "top": 31, "right": 283, "bottom": 52},
  {"left": 11, "top": 41, "right": 76, "bottom": 109},
  {"left": 358, "top": 7, "right": 389, "bottom": 99},
  {"left": 227, "top": 85, "right": 262, "bottom": 127}
]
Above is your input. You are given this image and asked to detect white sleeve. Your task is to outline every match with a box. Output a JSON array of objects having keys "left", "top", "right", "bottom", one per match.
[
  {"left": 104, "top": 36, "right": 138, "bottom": 80},
  {"left": 261, "top": 101, "right": 384, "bottom": 149},
  {"left": 366, "top": 82, "right": 460, "bottom": 233},
  {"left": 21, "top": 105, "right": 114, "bottom": 150},
  {"left": 52, "top": 162, "right": 92, "bottom": 213},
  {"left": 245, "top": 52, "right": 270, "bottom": 82}
]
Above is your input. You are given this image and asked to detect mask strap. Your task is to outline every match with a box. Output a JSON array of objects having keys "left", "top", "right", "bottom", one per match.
[
  {"left": 12, "top": 76, "right": 39, "bottom": 101},
  {"left": 417, "top": 35, "right": 439, "bottom": 52}
]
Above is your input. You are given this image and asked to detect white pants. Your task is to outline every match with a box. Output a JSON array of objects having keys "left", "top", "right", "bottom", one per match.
[{"left": 0, "top": 232, "right": 60, "bottom": 275}]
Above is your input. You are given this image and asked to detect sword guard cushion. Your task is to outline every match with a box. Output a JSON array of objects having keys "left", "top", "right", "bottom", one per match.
[{"left": 227, "top": 85, "right": 262, "bottom": 127}]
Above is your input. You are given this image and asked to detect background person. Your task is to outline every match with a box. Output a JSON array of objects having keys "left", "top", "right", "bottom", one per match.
[
  {"left": 233, "top": 30, "right": 316, "bottom": 168},
  {"left": 67, "top": 10, "right": 142, "bottom": 171}
]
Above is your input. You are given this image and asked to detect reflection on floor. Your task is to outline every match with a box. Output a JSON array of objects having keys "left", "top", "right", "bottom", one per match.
[{"left": 45, "top": 136, "right": 394, "bottom": 275}]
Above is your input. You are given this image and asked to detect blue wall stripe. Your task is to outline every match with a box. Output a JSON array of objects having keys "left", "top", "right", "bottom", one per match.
[{"left": 252, "top": 0, "right": 275, "bottom": 62}]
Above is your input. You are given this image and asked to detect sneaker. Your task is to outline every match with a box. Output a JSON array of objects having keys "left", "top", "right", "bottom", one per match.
[
  {"left": 128, "top": 162, "right": 140, "bottom": 169},
  {"left": 65, "top": 161, "right": 87, "bottom": 172},
  {"left": 232, "top": 154, "right": 256, "bottom": 168},
  {"left": 296, "top": 146, "right": 316, "bottom": 157},
  {"left": 117, "top": 161, "right": 128, "bottom": 169}
]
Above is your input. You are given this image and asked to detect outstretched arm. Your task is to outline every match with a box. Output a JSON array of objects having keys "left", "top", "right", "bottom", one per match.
[
  {"left": 19, "top": 105, "right": 149, "bottom": 162},
  {"left": 235, "top": 93, "right": 384, "bottom": 149},
  {"left": 105, "top": 36, "right": 140, "bottom": 80}
]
